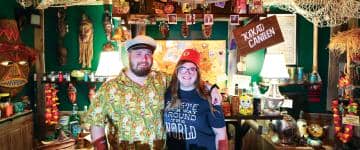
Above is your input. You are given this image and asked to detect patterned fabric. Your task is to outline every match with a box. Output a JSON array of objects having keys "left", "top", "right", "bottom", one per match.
[{"left": 84, "top": 68, "right": 171, "bottom": 149}]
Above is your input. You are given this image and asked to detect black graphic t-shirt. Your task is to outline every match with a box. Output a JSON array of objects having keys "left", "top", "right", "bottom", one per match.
[{"left": 164, "top": 89, "right": 225, "bottom": 150}]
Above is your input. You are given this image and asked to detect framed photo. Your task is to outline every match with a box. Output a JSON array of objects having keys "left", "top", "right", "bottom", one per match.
[
  {"left": 167, "top": 14, "right": 177, "bottom": 24},
  {"left": 229, "top": 15, "right": 239, "bottom": 25},
  {"left": 185, "top": 14, "right": 195, "bottom": 25},
  {"left": 204, "top": 14, "right": 213, "bottom": 25},
  {"left": 266, "top": 14, "right": 297, "bottom": 65}
]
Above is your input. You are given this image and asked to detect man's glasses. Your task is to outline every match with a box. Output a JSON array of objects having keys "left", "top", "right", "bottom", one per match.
[{"left": 177, "top": 67, "right": 197, "bottom": 74}]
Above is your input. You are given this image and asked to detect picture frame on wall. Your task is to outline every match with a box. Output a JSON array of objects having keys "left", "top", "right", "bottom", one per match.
[
  {"left": 204, "top": 14, "right": 213, "bottom": 25},
  {"left": 265, "top": 14, "right": 297, "bottom": 65},
  {"left": 229, "top": 15, "right": 240, "bottom": 25},
  {"left": 186, "top": 14, "right": 195, "bottom": 25},
  {"left": 167, "top": 14, "right": 177, "bottom": 24}
]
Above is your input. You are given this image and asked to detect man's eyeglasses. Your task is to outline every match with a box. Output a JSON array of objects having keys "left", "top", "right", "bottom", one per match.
[{"left": 177, "top": 67, "right": 197, "bottom": 74}]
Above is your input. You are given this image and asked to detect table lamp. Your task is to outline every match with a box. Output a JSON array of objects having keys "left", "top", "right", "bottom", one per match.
[
  {"left": 95, "top": 43, "right": 123, "bottom": 81},
  {"left": 260, "top": 53, "right": 289, "bottom": 115}
]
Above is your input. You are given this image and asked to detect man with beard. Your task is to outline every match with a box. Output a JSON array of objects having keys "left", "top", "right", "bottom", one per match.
[{"left": 84, "top": 35, "right": 222, "bottom": 150}]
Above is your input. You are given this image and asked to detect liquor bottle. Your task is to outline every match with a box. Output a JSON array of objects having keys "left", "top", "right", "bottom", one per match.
[
  {"left": 235, "top": 84, "right": 239, "bottom": 95},
  {"left": 252, "top": 82, "right": 262, "bottom": 116},
  {"left": 69, "top": 103, "right": 81, "bottom": 138}
]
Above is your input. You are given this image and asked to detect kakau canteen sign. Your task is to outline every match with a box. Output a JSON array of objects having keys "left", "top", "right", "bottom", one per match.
[{"left": 233, "top": 15, "right": 284, "bottom": 56}]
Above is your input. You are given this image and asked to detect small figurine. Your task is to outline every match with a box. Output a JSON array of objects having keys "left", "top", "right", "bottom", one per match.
[
  {"left": 239, "top": 94, "right": 253, "bottom": 115},
  {"left": 67, "top": 83, "right": 77, "bottom": 103}
]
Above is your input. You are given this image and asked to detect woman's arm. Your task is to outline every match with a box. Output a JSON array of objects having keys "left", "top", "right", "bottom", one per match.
[
  {"left": 212, "top": 127, "right": 228, "bottom": 150},
  {"left": 91, "top": 126, "right": 107, "bottom": 150}
]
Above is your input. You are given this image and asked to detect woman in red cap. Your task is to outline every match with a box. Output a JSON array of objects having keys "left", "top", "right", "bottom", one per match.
[{"left": 163, "top": 49, "right": 228, "bottom": 150}]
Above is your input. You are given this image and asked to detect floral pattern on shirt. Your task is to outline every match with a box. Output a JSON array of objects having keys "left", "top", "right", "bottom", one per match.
[{"left": 84, "top": 68, "right": 171, "bottom": 148}]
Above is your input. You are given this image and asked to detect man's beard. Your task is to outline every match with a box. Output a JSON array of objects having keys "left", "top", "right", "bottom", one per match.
[{"left": 130, "top": 62, "right": 152, "bottom": 77}]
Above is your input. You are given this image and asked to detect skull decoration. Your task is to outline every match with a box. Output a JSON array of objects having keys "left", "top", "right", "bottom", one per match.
[
  {"left": 0, "top": 19, "right": 36, "bottom": 97},
  {"left": 159, "top": 21, "right": 169, "bottom": 39}
]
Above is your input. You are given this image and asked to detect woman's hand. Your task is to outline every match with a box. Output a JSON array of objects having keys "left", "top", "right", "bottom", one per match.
[{"left": 210, "top": 87, "right": 222, "bottom": 106}]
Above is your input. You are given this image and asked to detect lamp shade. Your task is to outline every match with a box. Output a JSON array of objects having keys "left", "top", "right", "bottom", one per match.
[
  {"left": 95, "top": 51, "right": 123, "bottom": 77},
  {"left": 260, "top": 53, "right": 289, "bottom": 79}
]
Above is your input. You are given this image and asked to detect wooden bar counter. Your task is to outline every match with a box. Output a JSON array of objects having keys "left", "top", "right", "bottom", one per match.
[{"left": 0, "top": 110, "right": 33, "bottom": 150}]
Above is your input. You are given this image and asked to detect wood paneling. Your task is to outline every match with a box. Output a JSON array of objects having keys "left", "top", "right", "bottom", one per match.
[{"left": 0, "top": 112, "right": 33, "bottom": 150}]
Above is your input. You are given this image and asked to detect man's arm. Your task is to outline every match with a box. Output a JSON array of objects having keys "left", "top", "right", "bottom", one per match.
[{"left": 91, "top": 126, "right": 107, "bottom": 150}]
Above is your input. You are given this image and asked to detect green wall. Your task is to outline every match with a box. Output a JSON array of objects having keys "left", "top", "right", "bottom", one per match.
[
  {"left": 44, "top": 5, "right": 109, "bottom": 111},
  {"left": 1, "top": 1, "right": 331, "bottom": 112}
]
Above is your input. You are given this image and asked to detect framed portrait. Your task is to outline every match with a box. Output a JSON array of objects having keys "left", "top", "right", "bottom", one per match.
[
  {"left": 229, "top": 15, "right": 239, "bottom": 25},
  {"left": 185, "top": 14, "right": 195, "bottom": 25},
  {"left": 167, "top": 14, "right": 177, "bottom": 24},
  {"left": 204, "top": 14, "right": 213, "bottom": 25},
  {"left": 265, "top": 14, "right": 297, "bottom": 65}
]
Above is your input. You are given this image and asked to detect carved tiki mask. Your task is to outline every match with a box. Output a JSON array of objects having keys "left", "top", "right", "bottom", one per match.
[
  {"left": 202, "top": 24, "right": 212, "bottom": 39},
  {"left": 103, "top": 10, "right": 113, "bottom": 41},
  {"left": 0, "top": 19, "right": 36, "bottom": 97},
  {"left": 181, "top": 22, "right": 190, "bottom": 38},
  {"left": 159, "top": 21, "right": 169, "bottom": 39},
  {"left": 79, "top": 14, "right": 94, "bottom": 68}
]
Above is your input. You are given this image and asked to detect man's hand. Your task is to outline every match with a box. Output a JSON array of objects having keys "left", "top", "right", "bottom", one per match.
[{"left": 210, "top": 87, "right": 222, "bottom": 105}]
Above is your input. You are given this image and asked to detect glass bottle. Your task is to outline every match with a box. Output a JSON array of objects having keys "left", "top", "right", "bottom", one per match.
[{"left": 69, "top": 103, "right": 81, "bottom": 138}]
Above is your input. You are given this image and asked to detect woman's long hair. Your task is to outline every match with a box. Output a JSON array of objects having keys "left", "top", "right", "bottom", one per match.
[{"left": 165, "top": 60, "right": 213, "bottom": 112}]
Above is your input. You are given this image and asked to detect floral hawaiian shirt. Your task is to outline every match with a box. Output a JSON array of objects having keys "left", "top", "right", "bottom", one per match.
[{"left": 84, "top": 68, "right": 170, "bottom": 148}]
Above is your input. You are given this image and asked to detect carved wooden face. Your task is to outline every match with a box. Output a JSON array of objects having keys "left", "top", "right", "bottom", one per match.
[
  {"left": 202, "top": 24, "right": 212, "bottom": 39},
  {"left": 159, "top": 22, "right": 169, "bottom": 39},
  {"left": 0, "top": 50, "right": 30, "bottom": 96},
  {"left": 181, "top": 22, "right": 189, "bottom": 38},
  {"left": 79, "top": 15, "right": 93, "bottom": 42}
]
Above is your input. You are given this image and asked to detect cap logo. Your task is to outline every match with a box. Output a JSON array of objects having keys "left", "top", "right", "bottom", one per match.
[{"left": 183, "top": 51, "right": 190, "bottom": 56}]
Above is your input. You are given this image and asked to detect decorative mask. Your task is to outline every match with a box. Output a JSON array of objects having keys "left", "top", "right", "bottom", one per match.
[
  {"left": 112, "top": 0, "right": 130, "bottom": 16},
  {"left": 182, "top": 3, "right": 192, "bottom": 13},
  {"left": 202, "top": 24, "right": 212, "bottom": 39},
  {"left": 79, "top": 14, "right": 94, "bottom": 68},
  {"left": 103, "top": 9, "right": 113, "bottom": 41},
  {"left": 181, "top": 22, "right": 190, "bottom": 38},
  {"left": 307, "top": 123, "right": 324, "bottom": 138},
  {"left": 57, "top": 8, "right": 68, "bottom": 66},
  {"left": 0, "top": 19, "right": 36, "bottom": 97},
  {"left": 159, "top": 21, "right": 169, "bottom": 39}
]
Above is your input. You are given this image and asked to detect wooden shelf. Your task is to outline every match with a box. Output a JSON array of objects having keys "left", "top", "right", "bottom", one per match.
[
  {"left": 0, "top": 110, "right": 32, "bottom": 124},
  {"left": 225, "top": 114, "right": 283, "bottom": 122}
]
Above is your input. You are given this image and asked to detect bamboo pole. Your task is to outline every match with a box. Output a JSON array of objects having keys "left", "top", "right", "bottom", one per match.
[{"left": 313, "top": 20, "right": 318, "bottom": 73}]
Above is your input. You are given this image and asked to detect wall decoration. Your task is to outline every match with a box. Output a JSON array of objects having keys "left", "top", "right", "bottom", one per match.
[
  {"left": 266, "top": 14, "right": 297, "bottom": 65},
  {"left": 78, "top": 14, "right": 94, "bottom": 68},
  {"left": 0, "top": 19, "right": 36, "bottom": 97},
  {"left": 202, "top": 24, "right": 213, "bottom": 39},
  {"left": 185, "top": 14, "right": 195, "bottom": 25},
  {"left": 159, "top": 21, "right": 169, "bottom": 39},
  {"left": 167, "top": 14, "right": 177, "bottom": 24},
  {"left": 204, "top": 14, "right": 213, "bottom": 25},
  {"left": 153, "top": 40, "right": 226, "bottom": 86},
  {"left": 181, "top": 22, "right": 190, "bottom": 38},
  {"left": 233, "top": 15, "right": 284, "bottom": 56},
  {"left": 230, "top": 15, "right": 240, "bottom": 25},
  {"left": 57, "top": 8, "right": 68, "bottom": 66}
]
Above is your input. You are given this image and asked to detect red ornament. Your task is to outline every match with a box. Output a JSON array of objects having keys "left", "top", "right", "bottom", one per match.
[{"left": 331, "top": 98, "right": 357, "bottom": 143}]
